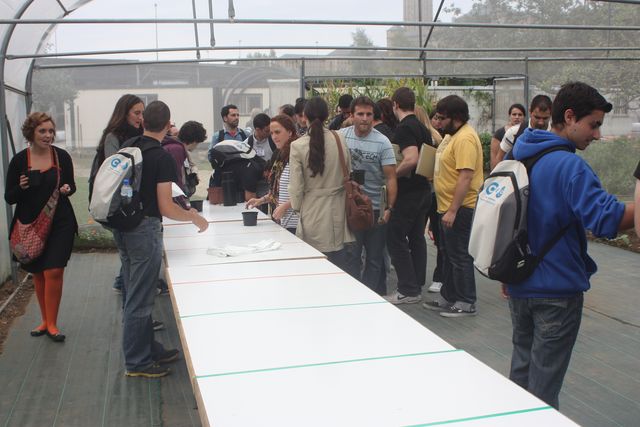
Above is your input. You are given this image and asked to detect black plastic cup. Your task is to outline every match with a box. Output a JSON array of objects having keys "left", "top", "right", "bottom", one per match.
[
  {"left": 190, "top": 199, "right": 203, "bottom": 212},
  {"left": 242, "top": 211, "right": 258, "bottom": 226},
  {"left": 27, "top": 170, "right": 42, "bottom": 188}
]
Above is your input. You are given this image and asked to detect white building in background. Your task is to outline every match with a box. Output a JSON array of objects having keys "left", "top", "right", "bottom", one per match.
[{"left": 32, "top": 59, "right": 299, "bottom": 151}]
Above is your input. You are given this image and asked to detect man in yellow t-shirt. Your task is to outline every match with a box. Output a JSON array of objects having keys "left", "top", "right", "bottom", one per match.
[{"left": 425, "top": 95, "right": 483, "bottom": 318}]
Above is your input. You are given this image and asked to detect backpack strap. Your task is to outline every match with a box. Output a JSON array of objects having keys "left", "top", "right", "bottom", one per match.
[
  {"left": 522, "top": 145, "right": 573, "bottom": 260},
  {"left": 239, "top": 129, "right": 247, "bottom": 140},
  {"left": 521, "top": 145, "right": 571, "bottom": 172},
  {"left": 247, "top": 134, "right": 254, "bottom": 148},
  {"left": 217, "top": 129, "right": 224, "bottom": 144}
]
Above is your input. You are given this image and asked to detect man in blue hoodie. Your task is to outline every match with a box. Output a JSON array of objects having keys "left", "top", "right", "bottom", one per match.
[{"left": 507, "top": 82, "right": 635, "bottom": 409}]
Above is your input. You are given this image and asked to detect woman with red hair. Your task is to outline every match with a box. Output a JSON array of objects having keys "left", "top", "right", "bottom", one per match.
[{"left": 5, "top": 112, "right": 77, "bottom": 342}]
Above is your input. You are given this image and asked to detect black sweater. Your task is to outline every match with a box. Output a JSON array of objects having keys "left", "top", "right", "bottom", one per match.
[{"left": 5, "top": 146, "right": 78, "bottom": 234}]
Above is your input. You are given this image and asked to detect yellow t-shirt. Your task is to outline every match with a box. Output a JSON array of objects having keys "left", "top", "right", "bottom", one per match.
[{"left": 434, "top": 124, "right": 484, "bottom": 213}]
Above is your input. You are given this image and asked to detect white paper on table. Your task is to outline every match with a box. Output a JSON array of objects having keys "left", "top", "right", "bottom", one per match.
[{"left": 206, "top": 239, "right": 282, "bottom": 257}]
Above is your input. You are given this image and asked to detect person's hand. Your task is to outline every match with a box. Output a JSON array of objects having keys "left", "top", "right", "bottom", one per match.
[
  {"left": 59, "top": 184, "right": 71, "bottom": 195},
  {"left": 441, "top": 209, "right": 457, "bottom": 229},
  {"left": 19, "top": 174, "right": 28, "bottom": 189},
  {"left": 427, "top": 227, "right": 434, "bottom": 241},
  {"left": 500, "top": 283, "right": 510, "bottom": 300},
  {"left": 245, "top": 197, "right": 262, "bottom": 209},
  {"left": 381, "top": 208, "right": 391, "bottom": 224},
  {"left": 272, "top": 204, "right": 286, "bottom": 221},
  {"left": 192, "top": 213, "right": 209, "bottom": 233}
]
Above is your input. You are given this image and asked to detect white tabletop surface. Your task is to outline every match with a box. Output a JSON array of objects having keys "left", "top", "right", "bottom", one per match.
[
  {"left": 164, "top": 242, "right": 324, "bottom": 267},
  {"left": 171, "top": 270, "right": 380, "bottom": 317},
  {"left": 163, "top": 219, "right": 284, "bottom": 238},
  {"left": 163, "top": 225, "right": 300, "bottom": 251},
  {"left": 167, "top": 258, "right": 343, "bottom": 285},
  {"left": 163, "top": 202, "right": 269, "bottom": 225},
  {"left": 195, "top": 350, "right": 577, "bottom": 427},
  {"left": 180, "top": 301, "right": 454, "bottom": 378}
]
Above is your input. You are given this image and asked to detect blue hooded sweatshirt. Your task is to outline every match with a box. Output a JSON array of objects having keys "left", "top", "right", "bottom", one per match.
[{"left": 508, "top": 128, "right": 625, "bottom": 298}]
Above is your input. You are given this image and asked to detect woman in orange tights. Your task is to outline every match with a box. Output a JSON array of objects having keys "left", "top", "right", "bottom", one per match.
[{"left": 5, "top": 112, "right": 77, "bottom": 342}]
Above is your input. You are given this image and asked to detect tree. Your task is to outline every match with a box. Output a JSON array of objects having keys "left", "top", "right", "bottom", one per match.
[
  {"left": 31, "top": 68, "right": 78, "bottom": 114},
  {"left": 350, "top": 28, "right": 375, "bottom": 75},
  {"left": 427, "top": 0, "right": 640, "bottom": 118},
  {"left": 351, "top": 28, "right": 374, "bottom": 48}
]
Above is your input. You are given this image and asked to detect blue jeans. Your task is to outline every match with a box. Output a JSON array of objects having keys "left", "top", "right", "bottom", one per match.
[
  {"left": 439, "top": 207, "right": 476, "bottom": 305},
  {"left": 387, "top": 189, "right": 430, "bottom": 297},
  {"left": 113, "top": 217, "right": 165, "bottom": 371},
  {"left": 346, "top": 210, "right": 387, "bottom": 295},
  {"left": 508, "top": 295, "right": 583, "bottom": 409},
  {"left": 324, "top": 248, "right": 349, "bottom": 272}
]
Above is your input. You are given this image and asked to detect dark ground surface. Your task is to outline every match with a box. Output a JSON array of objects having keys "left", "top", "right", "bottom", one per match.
[{"left": 0, "top": 241, "right": 638, "bottom": 426}]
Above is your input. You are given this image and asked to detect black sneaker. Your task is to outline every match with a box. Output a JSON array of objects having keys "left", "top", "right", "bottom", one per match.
[
  {"left": 154, "top": 348, "right": 180, "bottom": 364},
  {"left": 125, "top": 364, "right": 170, "bottom": 378},
  {"left": 152, "top": 320, "right": 164, "bottom": 331},
  {"left": 439, "top": 304, "right": 477, "bottom": 318}
]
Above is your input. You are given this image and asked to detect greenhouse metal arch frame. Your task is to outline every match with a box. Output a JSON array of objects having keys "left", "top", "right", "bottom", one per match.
[{"left": 1, "top": 0, "right": 639, "bottom": 282}]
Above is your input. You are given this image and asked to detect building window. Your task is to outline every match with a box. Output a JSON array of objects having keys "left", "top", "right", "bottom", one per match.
[
  {"left": 228, "top": 93, "right": 263, "bottom": 114},
  {"left": 135, "top": 93, "right": 158, "bottom": 106},
  {"left": 613, "top": 93, "right": 628, "bottom": 116}
]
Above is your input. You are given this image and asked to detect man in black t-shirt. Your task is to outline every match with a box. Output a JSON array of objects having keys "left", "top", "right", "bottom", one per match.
[
  {"left": 328, "top": 94, "right": 353, "bottom": 130},
  {"left": 384, "top": 87, "right": 433, "bottom": 304},
  {"left": 113, "top": 101, "right": 208, "bottom": 379}
]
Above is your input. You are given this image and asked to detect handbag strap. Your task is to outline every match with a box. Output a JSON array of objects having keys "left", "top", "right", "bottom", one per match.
[
  {"left": 52, "top": 147, "right": 61, "bottom": 190},
  {"left": 331, "top": 130, "right": 349, "bottom": 181},
  {"left": 331, "top": 130, "right": 353, "bottom": 199},
  {"left": 27, "top": 146, "right": 60, "bottom": 189}
]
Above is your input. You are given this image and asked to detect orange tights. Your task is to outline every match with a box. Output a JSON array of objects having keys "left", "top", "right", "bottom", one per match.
[{"left": 32, "top": 268, "right": 64, "bottom": 335}]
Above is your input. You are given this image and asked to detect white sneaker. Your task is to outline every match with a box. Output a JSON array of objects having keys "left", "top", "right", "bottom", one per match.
[
  {"left": 428, "top": 282, "right": 443, "bottom": 293},
  {"left": 384, "top": 291, "right": 421, "bottom": 305}
]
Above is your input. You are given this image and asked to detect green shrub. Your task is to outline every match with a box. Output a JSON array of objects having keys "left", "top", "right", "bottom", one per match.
[
  {"left": 479, "top": 132, "right": 492, "bottom": 175},
  {"left": 579, "top": 137, "right": 640, "bottom": 197}
]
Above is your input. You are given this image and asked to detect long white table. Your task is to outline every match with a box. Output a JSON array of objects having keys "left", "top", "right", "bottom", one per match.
[
  {"left": 163, "top": 202, "right": 269, "bottom": 225},
  {"left": 163, "top": 220, "right": 577, "bottom": 427}
]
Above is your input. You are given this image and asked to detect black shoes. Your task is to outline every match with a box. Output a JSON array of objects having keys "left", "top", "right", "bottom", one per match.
[
  {"left": 30, "top": 327, "right": 65, "bottom": 342},
  {"left": 30, "top": 328, "right": 47, "bottom": 337},
  {"left": 46, "top": 331, "right": 66, "bottom": 342},
  {"left": 153, "top": 348, "right": 180, "bottom": 364},
  {"left": 125, "top": 364, "right": 170, "bottom": 378}
]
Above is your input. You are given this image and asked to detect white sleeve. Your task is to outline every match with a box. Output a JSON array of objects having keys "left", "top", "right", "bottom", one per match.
[{"left": 499, "top": 125, "right": 519, "bottom": 153}]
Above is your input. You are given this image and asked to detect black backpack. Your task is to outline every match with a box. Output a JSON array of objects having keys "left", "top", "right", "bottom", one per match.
[{"left": 217, "top": 129, "right": 247, "bottom": 144}]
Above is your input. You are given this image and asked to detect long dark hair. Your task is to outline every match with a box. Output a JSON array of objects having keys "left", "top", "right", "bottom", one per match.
[
  {"left": 270, "top": 114, "right": 297, "bottom": 163},
  {"left": 96, "top": 94, "right": 143, "bottom": 163},
  {"left": 376, "top": 98, "right": 398, "bottom": 129},
  {"left": 304, "top": 97, "right": 329, "bottom": 177}
]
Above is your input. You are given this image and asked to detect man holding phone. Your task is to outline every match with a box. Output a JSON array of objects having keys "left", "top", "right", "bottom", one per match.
[{"left": 341, "top": 96, "right": 397, "bottom": 295}]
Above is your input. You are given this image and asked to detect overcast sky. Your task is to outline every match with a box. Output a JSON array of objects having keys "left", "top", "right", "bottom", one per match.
[{"left": 52, "top": 0, "right": 474, "bottom": 60}]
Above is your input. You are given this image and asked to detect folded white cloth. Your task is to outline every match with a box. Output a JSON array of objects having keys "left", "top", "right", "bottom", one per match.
[{"left": 207, "top": 239, "right": 282, "bottom": 257}]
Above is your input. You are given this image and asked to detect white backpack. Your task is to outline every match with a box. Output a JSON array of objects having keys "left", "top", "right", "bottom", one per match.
[
  {"left": 469, "top": 146, "right": 570, "bottom": 284},
  {"left": 89, "top": 139, "right": 159, "bottom": 230}
]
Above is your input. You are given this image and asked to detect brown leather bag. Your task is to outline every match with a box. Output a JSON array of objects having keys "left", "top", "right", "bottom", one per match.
[{"left": 332, "top": 131, "right": 374, "bottom": 232}]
